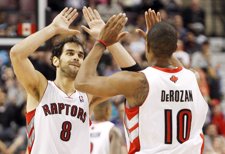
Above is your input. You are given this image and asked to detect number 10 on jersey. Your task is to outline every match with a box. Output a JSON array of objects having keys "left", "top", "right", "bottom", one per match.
[{"left": 164, "top": 109, "right": 192, "bottom": 144}]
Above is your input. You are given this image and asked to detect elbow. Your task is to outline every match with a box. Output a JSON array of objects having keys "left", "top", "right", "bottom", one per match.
[{"left": 9, "top": 46, "right": 21, "bottom": 60}]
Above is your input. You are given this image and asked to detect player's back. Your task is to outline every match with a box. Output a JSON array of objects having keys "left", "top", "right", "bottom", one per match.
[
  {"left": 26, "top": 81, "right": 90, "bottom": 154},
  {"left": 90, "top": 121, "right": 114, "bottom": 154},
  {"left": 125, "top": 66, "right": 208, "bottom": 154}
]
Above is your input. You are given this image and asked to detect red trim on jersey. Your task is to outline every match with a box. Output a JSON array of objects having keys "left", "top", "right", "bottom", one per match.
[
  {"left": 26, "top": 109, "right": 36, "bottom": 123},
  {"left": 128, "top": 123, "right": 139, "bottom": 133},
  {"left": 25, "top": 109, "right": 36, "bottom": 154},
  {"left": 125, "top": 105, "right": 139, "bottom": 120},
  {"left": 128, "top": 137, "right": 140, "bottom": 154},
  {"left": 124, "top": 104, "right": 141, "bottom": 154},
  {"left": 200, "top": 133, "right": 204, "bottom": 154},
  {"left": 152, "top": 66, "right": 183, "bottom": 73},
  {"left": 28, "top": 146, "right": 32, "bottom": 154}
]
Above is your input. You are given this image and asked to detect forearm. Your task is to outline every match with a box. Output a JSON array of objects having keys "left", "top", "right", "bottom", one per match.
[
  {"left": 10, "top": 25, "right": 57, "bottom": 58},
  {"left": 75, "top": 42, "right": 105, "bottom": 84},
  {"left": 108, "top": 43, "right": 136, "bottom": 68}
]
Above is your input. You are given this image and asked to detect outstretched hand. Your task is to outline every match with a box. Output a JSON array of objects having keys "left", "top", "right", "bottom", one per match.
[
  {"left": 82, "top": 7, "right": 105, "bottom": 39},
  {"left": 98, "top": 13, "right": 128, "bottom": 47},
  {"left": 136, "top": 8, "right": 161, "bottom": 38},
  {"left": 50, "top": 7, "right": 80, "bottom": 35}
]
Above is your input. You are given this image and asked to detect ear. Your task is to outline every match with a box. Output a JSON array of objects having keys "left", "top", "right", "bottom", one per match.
[{"left": 52, "top": 56, "right": 59, "bottom": 67}]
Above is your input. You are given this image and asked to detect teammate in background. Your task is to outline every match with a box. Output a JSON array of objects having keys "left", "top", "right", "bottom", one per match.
[
  {"left": 10, "top": 7, "right": 137, "bottom": 154},
  {"left": 75, "top": 8, "right": 208, "bottom": 154},
  {"left": 90, "top": 101, "right": 127, "bottom": 154}
]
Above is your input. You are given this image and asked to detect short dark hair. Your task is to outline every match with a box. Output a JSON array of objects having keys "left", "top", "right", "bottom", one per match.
[
  {"left": 147, "top": 22, "right": 177, "bottom": 57},
  {"left": 50, "top": 35, "right": 85, "bottom": 65}
]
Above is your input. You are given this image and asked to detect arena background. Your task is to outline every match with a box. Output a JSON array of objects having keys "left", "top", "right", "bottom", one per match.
[{"left": 0, "top": 0, "right": 225, "bottom": 153}]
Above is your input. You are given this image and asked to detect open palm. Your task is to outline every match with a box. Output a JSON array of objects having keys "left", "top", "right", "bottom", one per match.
[
  {"left": 99, "top": 13, "right": 128, "bottom": 47},
  {"left": 136, "top": 8, "right": 161, "bottom": 38},
  {"left": 82, "top": 7, "right": 105, "bottom": 39},
  {"left": 51, "top": 7, "right": 80, "bottom": 35}
]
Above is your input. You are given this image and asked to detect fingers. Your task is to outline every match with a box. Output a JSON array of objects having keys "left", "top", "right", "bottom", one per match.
[
  {"left": 83, "top": 6, "right": 99, "bottom": 23},
  {"left": 93, "top": 9, "right": 101, "bottom": 19},
  {"left": 135, "top": 29, "right": 146, "bottom": 38},
  {"left": 105, "top": 15, "right": 116, "bottom": 28},
  {"left": 88, "top": 7, "right": 96, "bottom": 20},
  {"left": 68, "top": 11, "right": 78, "bottom": 24},
  {"left": 61, "top": 7, "right": 78, "bottom": 23},
  {"left": 157, "top": 12, "right": 161, "bottom": 22},
  {"left": 107, "top": 13, "right": 126, "bottom": 30},
  {"left": 151, "top": 10, "right": 158, "bottom": 25},
  {"left": 60, "top": 7, "right": 69, "bottom": 16},
  {"left": 85, "top": 6, "right": 93, "bottom": 21},
  {"left": 82, "top": 6, "right": 91, "bottom": 23},
  {"left": 117, "top": 31, "right": 128, "bottom": 41},
  {"left": 99, "top": 13, "right": 128, "bottom": 46},
  {"left": 145, "top": 11, "right": 151, "bottom": 31},
  {"left": 144, "top": 8, "right": 161, "bottom": 31},
  {"left": 64, "top": 7, "right": 74, "bottom": 18},
  {"left": 81, "top": 25, "right": 91, "bottom": 34},
  {"left": 148, "top": 9, "right": 155, "bottom": 27},
  {"left": 108, "top": 13, "right": 127, "bottom": 39},
  {"left": 114, "top": 13, "right": 127, "bottom": 31},
  {"left": 67, "top": 9, "right": 78, "bottom": 21}
]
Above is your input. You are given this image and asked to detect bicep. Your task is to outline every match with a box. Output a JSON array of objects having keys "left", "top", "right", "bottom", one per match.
[{"left": 11, "top": 57, "right": 47, "bottom": 100}]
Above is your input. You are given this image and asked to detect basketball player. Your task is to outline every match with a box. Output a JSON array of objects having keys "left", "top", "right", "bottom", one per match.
[
  {"left": 90, "top": 101, "right": 127, "bottom": 154},
  {"left": 10, "top": 8, "right": 137, "bottom": 154},
  {"left": 75, "top": 9, "right": 208, "bottom": 154}
]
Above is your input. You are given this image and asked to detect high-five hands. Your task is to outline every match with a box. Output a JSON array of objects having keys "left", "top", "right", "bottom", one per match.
[
  {"left": 82, "top": 7, "right": 105, "bottom": 39},
  {"left": 136, "top": 8, "right": 161, "bottom": 38},
  {"left": 98, "top": 13, "right": 128, "bottom": 47},
  {"left": 50, "top": 7, "right": 80, "bottom": 35}
]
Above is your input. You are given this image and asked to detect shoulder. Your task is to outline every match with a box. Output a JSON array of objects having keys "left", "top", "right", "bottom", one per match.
[
  {"left": 112, "top": 71, "right": 146, "bottom": 84},
  {"left": 111, "top": 71, "right": 147, "bottom": 94},
  {"left": 116, "top": 71, "right": 149, "bottom": 107}
]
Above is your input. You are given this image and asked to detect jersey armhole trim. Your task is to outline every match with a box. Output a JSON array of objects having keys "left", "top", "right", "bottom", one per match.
[{"left": 26, "top": 109, "right": 36, "bottom": 123}]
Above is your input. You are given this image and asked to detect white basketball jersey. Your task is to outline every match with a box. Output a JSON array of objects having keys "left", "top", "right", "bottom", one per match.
[
  {"left": 90, "top": 121, "right": 114, "bottom": 154},
  {"left": 26, "top": 81, "right": 90, "bottom": 154},
  {"left": 124, "top": 66, "right": 208, "bottom": 154}
]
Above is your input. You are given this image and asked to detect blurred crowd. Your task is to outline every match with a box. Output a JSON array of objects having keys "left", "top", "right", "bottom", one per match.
[{"left": 0, "top": 0, "right": 225, "bottom": 154}]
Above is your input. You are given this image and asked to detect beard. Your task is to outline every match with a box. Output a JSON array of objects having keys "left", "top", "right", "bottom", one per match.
[{"left": 59, "top": 62, "right": 79, "bottom": 79}]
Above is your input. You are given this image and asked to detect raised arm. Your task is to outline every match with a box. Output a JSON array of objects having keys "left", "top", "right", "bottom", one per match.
[
  {"left": 82, "top": 7, "right": 139, "bottom": 69},
  {"left": 75, "top": 14, "right": 148, "bottom": 108},
  {"left": 136, "top": 8, "right": 182, "bottom": 67},
  {"left": 10, "top": 8, "right": 80, "bottom": 103}
]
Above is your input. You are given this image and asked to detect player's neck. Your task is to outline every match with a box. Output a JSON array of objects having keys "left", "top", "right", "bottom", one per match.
[
  {"left": 54, "top": 76, "right": 76, "bottom": 95},
  {"left": 150, "top": 58, "right": 177, "bottom": 68}
]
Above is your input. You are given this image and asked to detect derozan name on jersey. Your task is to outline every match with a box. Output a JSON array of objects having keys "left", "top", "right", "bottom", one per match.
[
  {"left": 161, "top": 90, "right": 193, "bottom": 102},
  {"left": 42, "top": 103, "right": 87, "bottom": 123}
]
